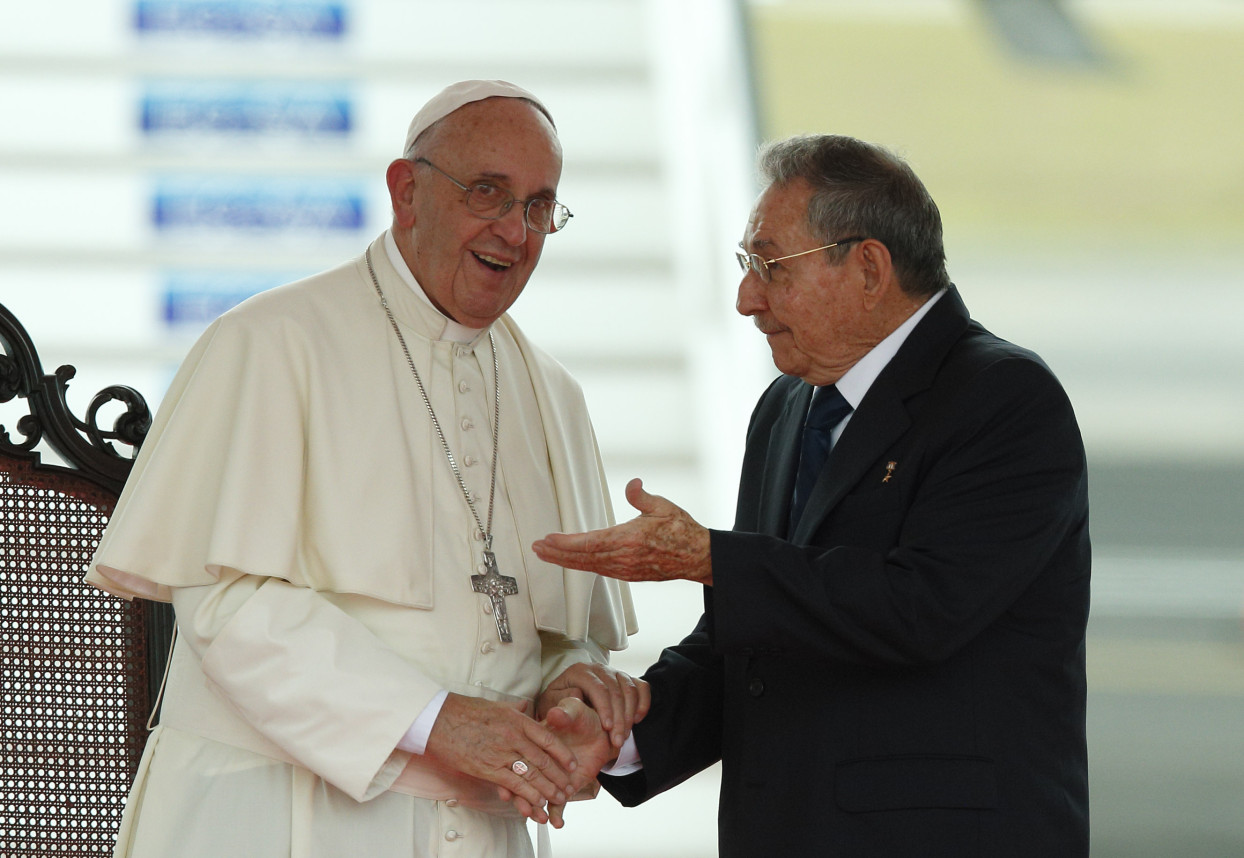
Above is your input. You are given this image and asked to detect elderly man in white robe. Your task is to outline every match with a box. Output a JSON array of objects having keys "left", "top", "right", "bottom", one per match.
[{"left": 86, "top": 80, "right": 647, "bottom": 858}]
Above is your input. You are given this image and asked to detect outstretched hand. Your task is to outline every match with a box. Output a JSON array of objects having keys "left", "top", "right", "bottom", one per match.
[{"left": 532, "top": 478, "right": 713, "bottom": 585}]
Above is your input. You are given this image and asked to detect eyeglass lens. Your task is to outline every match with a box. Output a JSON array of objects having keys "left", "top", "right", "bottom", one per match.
[
  {"left": 736, "top": 252, "right": 770, "bottom": 281},
  {"left": 417, "top": 158, "right": 570, "bottom": 233},
  {"left": 470, "top": 187, "right": 569, "bottom": 233}
]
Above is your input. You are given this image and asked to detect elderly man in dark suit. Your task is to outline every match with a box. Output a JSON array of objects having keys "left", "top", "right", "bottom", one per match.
[{"left": 533, "top": 134, "right": 1090, "bottom": 857}]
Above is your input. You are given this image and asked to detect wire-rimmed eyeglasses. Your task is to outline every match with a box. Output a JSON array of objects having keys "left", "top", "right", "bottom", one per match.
[
  {"left": 736, "top": 237, "right": 866, "bottom": 283},
  {"left": 414, "top": 157, "right": 573, "bottom": 234}
]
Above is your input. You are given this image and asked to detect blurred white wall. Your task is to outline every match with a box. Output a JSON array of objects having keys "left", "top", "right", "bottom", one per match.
[{"left": 0, "top": 2, "right": 763, "bottom": 855}]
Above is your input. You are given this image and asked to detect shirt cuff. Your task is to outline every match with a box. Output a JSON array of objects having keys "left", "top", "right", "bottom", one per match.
[
  {"left": 600, "top": 733, "right": 643, "bottom": 776},
  {"left": 397, "top": 689, "right": 449, "bottom": 754}
]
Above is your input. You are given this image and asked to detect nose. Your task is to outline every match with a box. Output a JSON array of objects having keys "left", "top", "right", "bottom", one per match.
[
  {"left": 491, "top": 202, "right": 529, "bottom": 246},
  {"left": 735, "top": 272, "right": 766, "bottom": 317}
]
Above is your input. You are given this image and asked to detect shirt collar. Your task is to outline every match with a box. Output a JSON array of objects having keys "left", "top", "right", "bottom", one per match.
[
  {"left": 835, "top": 289, "right": 947, "bottom": 409},
  {"left": 383, "top": 229, "right": 486, "bottom": 345}
]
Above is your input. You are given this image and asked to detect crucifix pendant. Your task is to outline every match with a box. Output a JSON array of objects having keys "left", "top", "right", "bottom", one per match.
[{"left": 471, "top": 548, "right": 519, "bottom": 643}]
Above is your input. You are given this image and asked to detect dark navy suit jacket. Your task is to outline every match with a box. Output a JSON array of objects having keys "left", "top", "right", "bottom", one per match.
[{"left": 602, "top": 287, "right": 1090, "bottom": 857}]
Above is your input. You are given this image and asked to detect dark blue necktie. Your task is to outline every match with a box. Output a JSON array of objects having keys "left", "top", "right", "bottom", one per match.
[{"left": 790, "top": 385, "right": 852, "bottom": 528}]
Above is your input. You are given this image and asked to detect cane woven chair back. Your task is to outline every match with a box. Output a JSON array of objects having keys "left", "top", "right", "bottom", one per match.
[{"left": 0, "top": 302, "right": 171, "bottom": 856}]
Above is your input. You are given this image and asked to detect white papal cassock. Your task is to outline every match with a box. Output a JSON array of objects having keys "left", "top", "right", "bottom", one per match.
[{"left": 86, "top": 232, "right": 637, "bottom": 858}]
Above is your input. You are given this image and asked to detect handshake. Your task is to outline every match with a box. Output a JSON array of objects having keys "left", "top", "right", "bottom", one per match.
[{"left": 423, "top": 662, "right": 650, "bottom": 827}]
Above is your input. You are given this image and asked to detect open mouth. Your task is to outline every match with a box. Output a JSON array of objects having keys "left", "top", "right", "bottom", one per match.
[{"left": 473, "top": 252, "right": 513, "bottom": 273}]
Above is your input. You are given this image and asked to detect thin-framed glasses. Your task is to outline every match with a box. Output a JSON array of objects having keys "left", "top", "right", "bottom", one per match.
[
  {"left": 736, "top": 237, "right": 866, "bottom": 283},
  {"left": 414, "top": 157, "right": 573, "bottom": 234}
]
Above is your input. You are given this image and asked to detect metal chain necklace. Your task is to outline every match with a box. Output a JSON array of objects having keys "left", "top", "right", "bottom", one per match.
[{"left": 365, "top": 247, "right": 519, "bottom": 642}]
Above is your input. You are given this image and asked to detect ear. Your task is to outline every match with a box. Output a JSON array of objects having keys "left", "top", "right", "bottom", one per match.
[
  {"left": 386, "top": 158, "right": 418, "bottom": 229},
  {"left": 857, "top": 239, "right": 895, "bottom": 310}
]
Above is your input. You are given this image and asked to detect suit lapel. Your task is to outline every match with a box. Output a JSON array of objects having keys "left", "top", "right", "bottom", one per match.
[
  {"left": 789, "top": 287, "right": 972, "bottom": 544},
  {"left": 790, "top": 393, "right": 911, "bottom": 542},
  {"left": 757, "top": 381, "right": 811, "bottom": 537}
]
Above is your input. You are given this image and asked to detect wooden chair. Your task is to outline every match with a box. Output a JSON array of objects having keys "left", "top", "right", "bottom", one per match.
[{"left": 0, "top": 302, "right": 174, "bottom": 856}]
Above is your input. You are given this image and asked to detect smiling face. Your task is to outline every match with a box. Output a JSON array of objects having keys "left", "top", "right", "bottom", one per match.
[
  {"left": 388, "top": 97, "right": 562, "bottom": 328},
  {"left": 735, "top": 179, "right": 882, "bottom": 385}
]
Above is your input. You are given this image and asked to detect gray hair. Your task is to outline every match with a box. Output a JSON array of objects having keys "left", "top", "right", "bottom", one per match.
[{"left": 758, "top": 135, "right": 950, "bottom": 297}]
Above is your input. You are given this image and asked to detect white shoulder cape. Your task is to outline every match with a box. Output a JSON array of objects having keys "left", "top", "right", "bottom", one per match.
[{"left": 88, "top": 238, "right": 636, "bottom": 651}]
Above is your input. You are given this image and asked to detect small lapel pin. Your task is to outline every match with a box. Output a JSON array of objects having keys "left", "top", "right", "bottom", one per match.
[{"left": 882, "top": 461, "right": 898, "bottom": 483}]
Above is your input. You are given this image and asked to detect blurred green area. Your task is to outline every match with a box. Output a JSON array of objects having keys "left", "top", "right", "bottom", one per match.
[
  {"left": 747, "top": 6, "right": 1244, "bottom": 854},
  {"left": 748, "top": 4, "right": 1244, "bottom": 249}
]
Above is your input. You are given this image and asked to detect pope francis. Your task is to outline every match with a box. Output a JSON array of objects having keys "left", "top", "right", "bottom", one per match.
[{"left": 86, "top": 80, "right": 645, "bottom": 858}]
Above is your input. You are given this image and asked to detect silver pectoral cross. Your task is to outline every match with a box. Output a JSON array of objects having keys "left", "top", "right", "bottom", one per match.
[{"left": 471, "top": 548, "right": 519, "bottom": 643}]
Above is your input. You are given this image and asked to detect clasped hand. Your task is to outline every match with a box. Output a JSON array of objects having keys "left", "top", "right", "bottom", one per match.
[{"left": 424, "top": 662, "right": 650, "bottom": 827}]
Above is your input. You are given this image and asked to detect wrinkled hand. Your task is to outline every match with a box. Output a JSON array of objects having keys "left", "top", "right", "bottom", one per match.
[
  {"left": 423, "top": 693, "right": 578, "bottom": 825},
  {"left": 504, "top": 697, "right": 614, "bottom": 828},
  {"left": 537, "top": 662, "right": 650, "bottom": 750},
  {"left": 533, "top": 478, "right": 713, "bottom": 585}
]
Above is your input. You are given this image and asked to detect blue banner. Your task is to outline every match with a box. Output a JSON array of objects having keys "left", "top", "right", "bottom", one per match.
[
  {"left": 141, "top": 83, "right": 353, "bottom": 137},
  {"left": 152, "top": 178, "right": 366, "bottom": 233},
  {"left": 161, "top": 271, "right": 307, "bottom": 326},
  {"left": 134, "top": 1, "right": 347, "bottom": 39}
]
